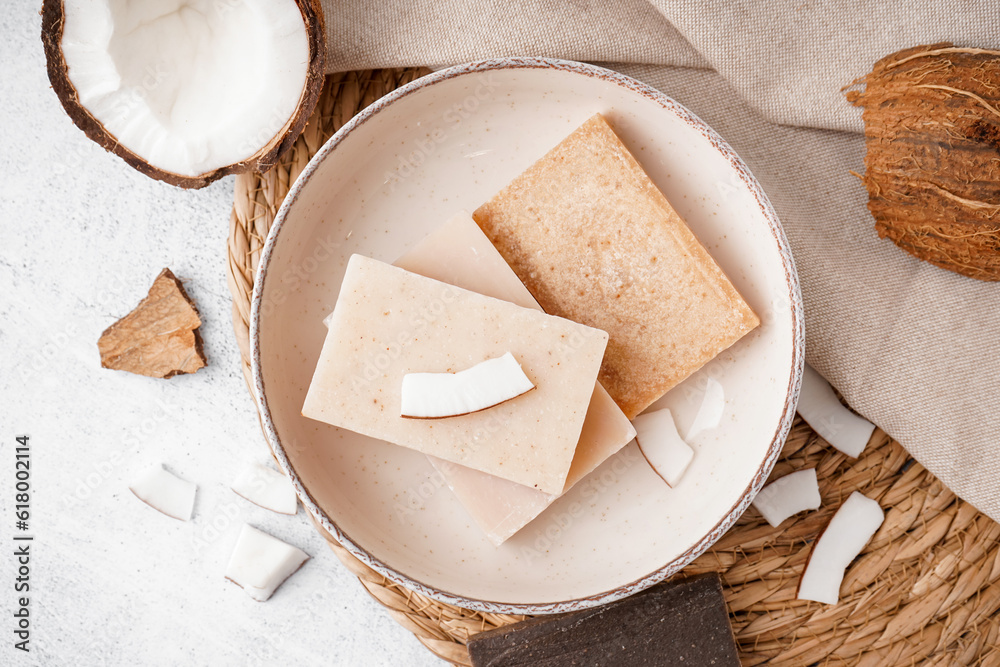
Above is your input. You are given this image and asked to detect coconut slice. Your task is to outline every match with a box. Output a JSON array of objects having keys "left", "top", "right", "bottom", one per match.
[
  {"left": 225, "top": 524, "right": 309, "bottom": 602},
  {"left": 129, "top": 464, "right": 196, "bottom": 521},
  {"left": 231, "top": 463, "right": 298, "bottom": 515},
  {"left": 400, "top": 352, "right": 535, "bottom": 419},
  {"left": 41, "top": 0, "right": 325, "bottom": 188},
  {"left": 797, "top": 365, "right": 876, "bottom": 458},
  {"left": 752, "top": 469, "right": 821, "bottom": 527},
  {"left": 686, "top": 377, "right": 726, "bottom": 440},
  {"left": 797, "top": 491, "right": 884, "bottom": 604},
  {"left": 633, "top": 408, "right": 694, "bottom": 487}
]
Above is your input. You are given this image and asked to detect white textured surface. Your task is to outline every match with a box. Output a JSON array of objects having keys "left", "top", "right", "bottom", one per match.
[{"left": 0, "top": 6, "right": 439, "bottom": 665}]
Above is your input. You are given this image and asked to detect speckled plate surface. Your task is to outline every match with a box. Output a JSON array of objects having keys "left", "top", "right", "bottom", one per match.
[{"left": 250, "top": 58, "right": 804, "bottom": 614}]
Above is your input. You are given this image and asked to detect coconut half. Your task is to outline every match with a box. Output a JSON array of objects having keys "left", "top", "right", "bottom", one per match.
[{"left": 41, "top": 0, "right": 325, "bottom": 188}]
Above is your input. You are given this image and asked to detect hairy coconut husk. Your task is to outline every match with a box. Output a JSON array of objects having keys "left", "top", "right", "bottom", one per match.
[
  {"left": 847, "top": 43, "right": 1000, "bottom": 281},
  {"left": 40, "top": 0, "right": 326, "bottom": 189}
]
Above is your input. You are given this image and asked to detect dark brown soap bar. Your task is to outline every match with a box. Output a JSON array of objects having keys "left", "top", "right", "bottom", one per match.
[{"left": 467, "top": 574, "right": 740, "bottom": 667}]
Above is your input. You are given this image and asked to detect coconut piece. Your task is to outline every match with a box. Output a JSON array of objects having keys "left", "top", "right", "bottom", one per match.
[
  {"left": 98, "top": 268, "right": 207, "bottom": 378},
  {"left": 225, "top": 525, "right": 309, "bottom": 602},
  {"left": 633, "top": 409, "right": 694, "bottom": 487},
  {"left": 400, "top": 352, "right": 535, "bottom": 419},
  {"left": 797, "top": 491, "right": 884, "bottom": 605},
  {"left": 231, "top": 463, "right": 298, "bottom": 515},
  {"left": 847, "top": 43, "right": 1000, "bottom": 281},
  {"left": 685, "top": 377, "right": 726, "bottom": 441},
  {"left": 752, "top": 469, "right": 821, "bottom": 527},
  {"left": 797, "top": 365, "right": 875, "bottom": 458},
  {"left": 129, "top": 464, "right": 196, "bottom": 521},
  {"left": 41, "top": 0, "right": 325, "bottom": 189}
]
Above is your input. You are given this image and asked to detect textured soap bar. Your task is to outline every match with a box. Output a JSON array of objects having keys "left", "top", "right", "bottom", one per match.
[
  {"left": 395, "top": 212, "right": 635, "bottom": 544},
  {"left": 302, "top": 255, "right": 608, "bottom": 495},
  {"left": 467, "top": 574, "right": 740, "bottom": 667},
  {"left": 474, "top": 114, "right": 759, "bottom": 419}
]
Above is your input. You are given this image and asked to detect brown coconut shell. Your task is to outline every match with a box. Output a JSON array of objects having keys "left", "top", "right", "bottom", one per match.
[
  {"left": 40, "top": 0, "right": 326, "bottom": 189},
  {"left": 98, "top": 268, "right": 207, "bottom": 378},
  {"left": 847, "top": 43, "right": 1000, "bottom": 281}
]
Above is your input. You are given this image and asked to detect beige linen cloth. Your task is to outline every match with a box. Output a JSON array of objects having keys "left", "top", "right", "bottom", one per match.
[{"left": 319, "top": 1, "right": 1000, "bottom": 521}]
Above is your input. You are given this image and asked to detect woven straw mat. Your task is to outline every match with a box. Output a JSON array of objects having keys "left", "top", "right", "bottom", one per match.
[{"left": 226, "top": 69, "right": 1000, "bottom": 666}]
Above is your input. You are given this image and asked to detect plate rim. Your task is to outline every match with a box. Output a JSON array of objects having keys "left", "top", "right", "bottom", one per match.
[{"left": 250, "top": 56, "right": 805, "bottom": 614}]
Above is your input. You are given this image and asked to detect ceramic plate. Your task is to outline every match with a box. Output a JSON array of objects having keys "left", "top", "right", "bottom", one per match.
[{"left": 251, "top": 58, "right": 803, "bottom": 614}]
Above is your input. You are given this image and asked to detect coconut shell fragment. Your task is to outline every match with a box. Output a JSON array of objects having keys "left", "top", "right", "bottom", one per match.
[
  {"left": 98, "top": 269, "right": 207, "bottom": 378},
  {"left": 848, "top": 43, "right": 1000, "bottom": 281}
]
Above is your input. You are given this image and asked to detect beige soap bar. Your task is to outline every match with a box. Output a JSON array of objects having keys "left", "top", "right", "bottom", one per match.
[
  {"left": 395, "top": 211, "right": 635, "bottom": 544},
  {"left": 474, "top": 114, "right": 760, "bottom": 419},
  {"left": 302, "top": 254, "right": 608, "bottom": 495}
]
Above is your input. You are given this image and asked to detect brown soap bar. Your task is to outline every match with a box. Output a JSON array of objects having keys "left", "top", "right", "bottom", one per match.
[{"left": 467, "top": 574, "right": 739, "bottom": 667}]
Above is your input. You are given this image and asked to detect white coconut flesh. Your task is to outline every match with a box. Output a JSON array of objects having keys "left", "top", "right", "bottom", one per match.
[
  {"left": 400, "top": 352, "right": 535, "bottom": 419},
  {"left": 60, "top": 0, "right": 310, "bottom": 177},
  {"left": 798, "top": 491, "right": 884, "bottom": 604},
  {"left": 797, "top": 364, "right": 876, "bottom": 458},
  {"left": 231, "top": 462, "right": 298, "bottom": 515},
  {"left": 632, "top": 408, "right": 694, "bottom": 487},
  {"left": 685, "top": 377, "right": 726, "bottom": 441},
  {"left": 225, "top": 524, "right": 309, "bottom": 602},
  {"left": 752, "top": 468, "right": 821, "bottom": 528},
  {"left": 129, "top": 464, "right": 197, "bottom": 521}
]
